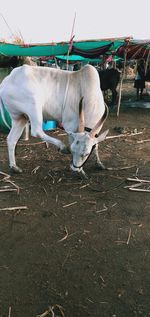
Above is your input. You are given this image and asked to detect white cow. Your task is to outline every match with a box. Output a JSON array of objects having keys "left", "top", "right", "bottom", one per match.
[{"left": 0, "top": 64, "right": 108, "bottom": 178}]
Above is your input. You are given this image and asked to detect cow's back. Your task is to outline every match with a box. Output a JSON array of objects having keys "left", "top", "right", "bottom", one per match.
[{"left": 0, "top": 64, "right": 105, "bottom": 129}]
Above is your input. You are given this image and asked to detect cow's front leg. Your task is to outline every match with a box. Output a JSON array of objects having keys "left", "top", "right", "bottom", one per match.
[
  {"left": 34, "top": 130, "right": 69, "bottom": 154},
  {"left": 93, "top": 144, "right": 106, "bottom": 170}
]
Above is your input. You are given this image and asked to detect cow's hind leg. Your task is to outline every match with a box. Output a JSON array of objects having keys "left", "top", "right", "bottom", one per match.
[{"left": 7, "top": 116, "right": 28, "bottom": 173}]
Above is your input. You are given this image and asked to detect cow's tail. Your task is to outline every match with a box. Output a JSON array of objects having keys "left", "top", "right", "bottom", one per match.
[{"left": 0, "top": 96, "right": 11, "bottom": 130}]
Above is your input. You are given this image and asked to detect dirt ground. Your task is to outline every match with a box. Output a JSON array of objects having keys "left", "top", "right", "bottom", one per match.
[{"left": 0, "top": 78, "right": 150, "bottom": 317}]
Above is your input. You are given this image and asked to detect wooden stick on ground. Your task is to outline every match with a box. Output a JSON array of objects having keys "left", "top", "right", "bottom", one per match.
[
  {"left": 137, "top": 139, "right": 150, "bottom": 144},
  {"left": 126, "top": 228, "right": 132, "bottom": 245},
  {"left": 107, "top": 165, "right": 135, "bottom": 171},
  {"left": 106, "top": 131, "right": 143, "bottom": 140},
  {"left": 57, "top": 227, "right": 69, "bottom": 243},
  {"left": 0, "top": 206, "right": 28, "bottom": 212},
  {"left": 36, "top": 308, "right": 50, "bottom": 317},
  {"left": 126, "top": 177, "right": 150, "bottom": 183},
  {"left": 128, "top": 188, "right": 150, "bottom": 193},
  {"left": 62, "top": 201, "right": 77, "bottom": 208},
  {"left": 0, "top": 141, "right": 45, "bottom": 147},
  {"left": 36, "top": 304, "right": 65, "bottom": 317},
  {"left": 0, "top": 188, "right": 18, "bottom": 193},
  {"left": 8, "top": 307, "right": 12, "bottom": 317},
  {"left": 0, "top": 171, "right": 20, "bottom": 193}
]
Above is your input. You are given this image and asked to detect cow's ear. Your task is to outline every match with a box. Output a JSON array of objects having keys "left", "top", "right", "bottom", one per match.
[{"left": 96, "top": 129, "right": 109, "bottom": 143}]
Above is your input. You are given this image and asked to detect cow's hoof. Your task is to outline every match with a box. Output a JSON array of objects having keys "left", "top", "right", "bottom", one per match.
[
  {"left": 10, "top": 166, "right": 23, "bottom": 174},
  {"left": 95, "top": 162, "right": 107, "bottom": 170},
  {"left": 60, "top": 146, "right": 71, "bottom": 154},
  {"left": 70, "top": 164, "right": 89, "bottom": 179},
  {"left": 71, "top": 170, "right": 89, "bottom": 180},
  {"left": 80, "top": 170, "right": 89, "bottom": 180}
]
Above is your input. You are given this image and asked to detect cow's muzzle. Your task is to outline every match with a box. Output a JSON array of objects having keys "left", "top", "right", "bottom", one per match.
[{"left": 71, "top": 144, "right": 96, "bottom": 169}]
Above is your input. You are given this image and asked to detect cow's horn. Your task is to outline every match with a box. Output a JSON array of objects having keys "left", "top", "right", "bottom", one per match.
[
  {"left": 89, "top": 103, "right": 109, "bottom": 138},
  {"left": 78, "top": 97, "right": 85, "bottom": 133}
]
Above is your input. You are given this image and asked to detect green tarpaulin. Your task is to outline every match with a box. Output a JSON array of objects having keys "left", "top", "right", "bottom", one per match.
[
  {"left": 0, "top": 37, "right": 149, "bottom": 61},
  {"left": 0, "top": 42, "right": 69, "bottom": 56},
  {"left": 0, "top": 39, "right": 125, "bottom": 57},
  {"left": 55, "top": 54, "right": 122, "bottom": 64},
  {"left": 56, "top": 55, "right": 102, "bottom": 63},
  {"left": 0, "top": 38, "right": 150, "bottom": 57},
  {"left": 72, "top": 40, "right": 124, "bottom": 51}
]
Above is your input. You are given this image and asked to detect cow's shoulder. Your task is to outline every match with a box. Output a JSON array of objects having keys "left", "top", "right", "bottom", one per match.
[{"left": 79, "top": 64, "right": 99, "bottom": 82}]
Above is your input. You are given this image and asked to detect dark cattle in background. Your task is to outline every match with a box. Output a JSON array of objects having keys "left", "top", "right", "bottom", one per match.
[
  {"left": 0, "top": 56, "right": 20, "bottom": 68},
  {"left": 0, "top": 56, "right": 35, "bottom": 69},
  {"left": 0, "top": 56, "right": 34, "bottom": 84},
  {"left": 145, "top": 69, "right": 150, "bottom": 81},
  {"left": 97, "top": 68, "right": 121, "bottom": 106}
]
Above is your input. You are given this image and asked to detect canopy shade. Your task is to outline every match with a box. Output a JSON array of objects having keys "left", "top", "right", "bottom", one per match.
[
  {"left": 116, "top": 41, "right": 150, "bottom": 59},
  {"left": 0, "top": 38, "right": 126, "bottom": 57},
  {"left": 70, "top": 43, "right": 113, "bottom": 58},
  {"left": 0, "top": 37, "right": 150, "bottom": 62},
  {"left": 55, "top": 54, "right": 122, "bottom": 64},
  {"left": 0, "top": 42, "right": 69, "bottom": 56}
]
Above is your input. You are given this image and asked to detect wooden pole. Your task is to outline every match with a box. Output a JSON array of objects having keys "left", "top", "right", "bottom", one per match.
[
  {"left": 66, "top": 13, "right": 76, "bottom": 70},
  {"left": 145, "top": 49, "right": 150, "bottom": 75},
  {"left": 54, "top": 56, "right": 59, "bottom": 69},
  {"left": 144, "top": 50, "right": 150, "bottom": 94},
  {"left": 117, "top": 47, "right": 128, "bottom": 117}
]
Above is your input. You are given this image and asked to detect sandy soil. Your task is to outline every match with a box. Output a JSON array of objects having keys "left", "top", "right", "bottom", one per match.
[{"left": 0, "top": 77, "right": 150, "bottom": 317}]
